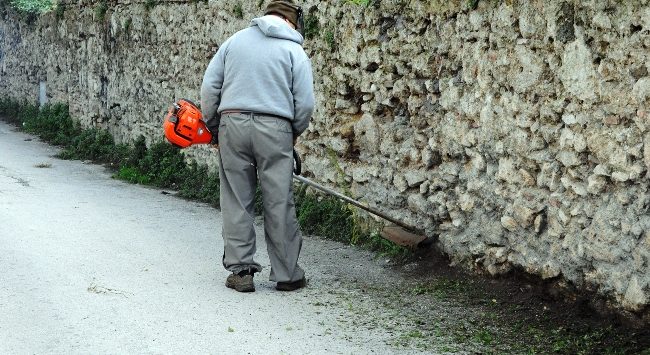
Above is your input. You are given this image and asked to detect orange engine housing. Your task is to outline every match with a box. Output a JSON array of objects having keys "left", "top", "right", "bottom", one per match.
[{"left": 163, "top": 99, "right": 213, "bottom": 148}]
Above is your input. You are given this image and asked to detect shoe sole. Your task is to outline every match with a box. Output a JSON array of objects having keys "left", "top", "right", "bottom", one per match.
[
  {"left": 226, "top": 283, "right": 255, "bottom": 292},
  {"left": 276, "top": 278, "right": 307, "bottom": 291}
]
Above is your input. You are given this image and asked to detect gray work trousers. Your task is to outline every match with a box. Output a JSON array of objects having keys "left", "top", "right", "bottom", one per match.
[{"left": 218, "top": 112, "right": 305, "bottom": 283}]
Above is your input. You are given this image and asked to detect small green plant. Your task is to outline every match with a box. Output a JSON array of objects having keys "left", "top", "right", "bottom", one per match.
[
  {"left": 295, "top": 184, "right": 354, "bottom": 242},
  {"left": 144, "top": 0, "right": 157, "bottom": 11},
  {"left": 233, "top": 3, "right": 243, "bottom": 19},
  {"left": 178, "top": 161, "right": 220, "bottom": 208},
  {"left": 325, "top": 30, "right": 336, "bottom": 51},
  {"left": 344, "top": 0, "right": 372, "bottom": 5},
  {"left": 55, "top": 3, "right": 64, "bottom": 19},
  {"left": 326, "top": 147, "right": 350, "bottom": 194},
  {"left": 123, "top": 18, "right": 132, "bottom": 35},
  {"left": 94, "top": 0, "right": 108, "bottom": 22},
  {"left": 303, "top": 14, "right": 319, "bottom": 40},
  {"left": 474, "top": 329, "right": 494, "bottom": 345},
  {"left": 410, "top": 278, "right": 469, "bottom": 299},
  {"left": 9, "top": 0, "right": 54, "bottom": 13},
  {"left": 404, "top": 330, "right": 425, "bottom": 339},
  {"left": 116, "top": 166, "right": 150, "bottom": 185}
]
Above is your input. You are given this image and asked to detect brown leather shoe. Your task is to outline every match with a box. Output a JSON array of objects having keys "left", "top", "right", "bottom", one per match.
[
  {"left": 226, "top": 273, "right": 255, "bottom": 292},
  {"left": 276, "top": 277, "right": 307, "bottom": 291}
]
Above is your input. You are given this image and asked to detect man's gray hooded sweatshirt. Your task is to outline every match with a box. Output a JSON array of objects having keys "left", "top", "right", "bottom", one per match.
[{"left": 201, "top": 15, "right": 315, "bottom": 137}]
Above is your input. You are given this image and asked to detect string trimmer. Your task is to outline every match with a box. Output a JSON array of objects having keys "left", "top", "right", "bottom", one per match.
[{"left": 163, "top": 99, "right": 430, "bottom": 247}]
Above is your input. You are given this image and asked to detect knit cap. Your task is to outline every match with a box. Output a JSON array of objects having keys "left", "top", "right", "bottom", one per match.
[{"left": 264, "top": 0, "right": 300, "bottom": 27}]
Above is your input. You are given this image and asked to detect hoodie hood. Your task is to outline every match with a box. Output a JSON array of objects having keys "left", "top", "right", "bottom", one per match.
[{"left": 250, "top": 15, "right": 304, "bottom": 45}]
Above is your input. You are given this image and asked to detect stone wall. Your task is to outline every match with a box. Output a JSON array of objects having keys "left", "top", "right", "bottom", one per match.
[{"left": 1, "top": 0, "right": 649, "bottom": 318}]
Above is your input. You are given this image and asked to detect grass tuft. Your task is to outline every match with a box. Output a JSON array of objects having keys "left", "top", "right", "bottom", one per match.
[
  {"left": 233, "top": 3, "right": 243, "bottom": 19},
  {"left": 94, "top": 0, "right": 108, "bottom": 22}
]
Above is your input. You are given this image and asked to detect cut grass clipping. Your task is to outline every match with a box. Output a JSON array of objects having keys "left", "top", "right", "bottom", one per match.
[{"left": 0, "top": 97, "right": 407, "bottom": 257}]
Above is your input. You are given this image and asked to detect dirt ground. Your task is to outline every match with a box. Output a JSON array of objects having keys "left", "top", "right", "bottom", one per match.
[{"left": 313, "top": 241, "right": 650, "bottom": 354}]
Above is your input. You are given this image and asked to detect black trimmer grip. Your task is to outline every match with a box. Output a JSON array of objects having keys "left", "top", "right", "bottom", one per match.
[{"left": 293, "top": 149, "right": 302, "bottom": 176}]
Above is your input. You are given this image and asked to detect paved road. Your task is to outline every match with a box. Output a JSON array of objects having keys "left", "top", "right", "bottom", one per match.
[{"left": 0, "top": 121, "right": 416, "bottom": 354}]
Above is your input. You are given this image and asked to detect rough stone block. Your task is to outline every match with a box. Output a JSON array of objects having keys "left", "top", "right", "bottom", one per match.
[
  {"left": 353, "top": 114, "right": 379, "bottom": 154},
  {"left": 519, "top": 169, "right": 536, "bottom": 186},
  {"left": 562, "top": 113, "right": 578, "bottom": 125},
  {"left": 623, "top": 276, "right": 648, "bottom": 312},
  {"left": 501, "top": 215, "right": 518, "bottom": 232},
  {"left": 593, "top": 164, "right": 611, "bottom": 176},
  {"left": 560, "top": 176, "right": 588, "bottom": 196},
  {"left": 404, "top": 170, "right": 426, "bottom": 187},
  {"left": 633, "top": 77, "right": 650, "bottom": 102},
  {"left": 351, "top": 166, "right": 372, "bottom": 183},
  {"left": 541, "top": 261, "right": 561, "bottom": 279},
  {"left": 407, "top": 194, "right": 430, "bottom": 214},
  {"left": 393, "top": 174, "right": 408, "bottom": 193},
  {"left": 514, "top": 205, "right": 534, "bottom": 229},
  {"left": 497, "top": 158, "right": 520, "bottom": 184},
  {"left": 644, "top": 133, "right": 650, "bottom": 170},
  {"left": 458, "top": 193, "right": 475, "bottom": 212},
  {"left": 587, "top": 174, "right": 607, "bottom": 194},
  {"left": 449, "top": 210, "right": 465, "bottom": 228},
  {"left": 557, "top": 150, "right": 581, "bottom": 167},
  {"left": 559, "top": 39, "right": 598, "bottom": 101},
  {"left": 534, "top": 214, "right": 546, "bottom": 234},
  {"left": 611, "top": 171, "right": 630, "bottom": 182}
]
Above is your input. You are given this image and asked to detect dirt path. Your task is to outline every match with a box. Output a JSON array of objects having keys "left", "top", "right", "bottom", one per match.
[{"left": 1, "top": 121, "right": 648, "bottom": 354}]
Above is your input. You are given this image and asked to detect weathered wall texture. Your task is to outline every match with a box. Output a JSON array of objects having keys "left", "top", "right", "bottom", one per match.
[{"left": 1, "top": 0, "right": 649, "bottom": 318}]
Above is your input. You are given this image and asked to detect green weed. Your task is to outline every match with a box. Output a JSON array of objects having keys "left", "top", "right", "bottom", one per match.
[
  {"left": 94, "top": 0, "right": 108, "bottom": 21},
  {"left": 9, "top": 0, "right": 54, "bottom": 13},
  {"left": 325, "top": 30, "right": 336, "bottom": 51},
  {"left": 233, "top": 3, "right": 243, "bottom": 19},
  {"left": 177, "top": 161, "right": 220, "bottom": 208},
  {"left": 295, "top": 183, "right": 354, "bottom": 242},
  {"left": 116, "top": 166, "right": 150, "bottom": 185},
  {"left": 411, "top": 278, "right": 469, "bottom": 299},
  {"left": 55, "top": 3, "right": 64, "bottom": 19},
  {"left": 303, "top": 14, "right": 319, "bottom": 40},
  {"left": 344, "top": 0, "right": 373, "bottom": 6},
  {"left": 123, "top": 18, "right": 132, "bottom": 35},
  {"left": 474, "top": 329, "right": 494, "bottom": 345},
  {"left": 144, "top": 0, "right": 157, "bottom": 11},
  {"left": 22, "top": 103, "right": 82, "bottom": 146}
]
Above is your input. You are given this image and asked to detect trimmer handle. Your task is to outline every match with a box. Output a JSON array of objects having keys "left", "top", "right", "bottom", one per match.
[{"left": 293, "top": 149, "right": 302, "bottom": 176}]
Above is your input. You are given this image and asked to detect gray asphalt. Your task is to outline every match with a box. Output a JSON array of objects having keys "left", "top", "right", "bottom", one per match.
[{"left": 0, "top": 121, "right": 412, "bottom": 354}]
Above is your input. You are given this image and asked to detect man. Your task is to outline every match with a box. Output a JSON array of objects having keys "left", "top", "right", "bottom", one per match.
[{"left": 200, "top": 0, "right": 315, "bottom": 293}]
